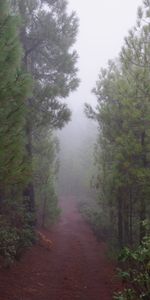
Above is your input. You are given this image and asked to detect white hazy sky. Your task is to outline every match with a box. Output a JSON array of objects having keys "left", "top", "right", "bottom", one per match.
[
  {"left": 67, "top": 0, "right": 142, "bottom": 111},
  {"left": 58, "top": 0, "right": 142, "bottom": 192}
]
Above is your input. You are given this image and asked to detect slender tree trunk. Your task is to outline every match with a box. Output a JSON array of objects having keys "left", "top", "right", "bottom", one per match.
[
  {"left": 18, "top": 2, "right": 35, "bottom": 214},
  {"left": 0, "top": 187, "right": 5, "bottom": 213},
  {"left": 23, "top": 121, "right": 35, "bottom": 213},
  {"left": 139, "top": 131, "right": 146, "bottom": 242},
  {"left": 139, "top": 198, "right": 146, "bottom": 242},
  {"left": 118, "top": 189, "right": 123, "bottom": 249},
  {"left": 123, "top": 190, "right": 130, "bottom": 246},
  {"left": 41, "top": 197, "right": 47, "bottom": 228},
  {"left": 129, "top": 188, "right": 133, "bottom": 246}
]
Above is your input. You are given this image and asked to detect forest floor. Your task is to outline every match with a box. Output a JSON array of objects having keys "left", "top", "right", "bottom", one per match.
[{"left": 0, "top": 196, "right": 121, "bottom": 300}]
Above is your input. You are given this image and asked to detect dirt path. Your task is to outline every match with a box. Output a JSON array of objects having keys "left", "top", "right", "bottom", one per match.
[{"left": 0, "top": 196, "right": 120, "bottom": 300}]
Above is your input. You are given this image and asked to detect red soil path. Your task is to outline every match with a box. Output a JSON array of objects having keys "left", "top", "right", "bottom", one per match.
[{"left": 0, "top": 196, "right": 120, "bottom": 300}]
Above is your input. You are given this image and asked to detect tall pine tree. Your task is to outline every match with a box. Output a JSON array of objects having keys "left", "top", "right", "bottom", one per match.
[
  {"left": 0, "top": 0, "right": 34, "bottom": 264},
  {"left": 11, "top": 0, "right": 79, "bottom": 218}
]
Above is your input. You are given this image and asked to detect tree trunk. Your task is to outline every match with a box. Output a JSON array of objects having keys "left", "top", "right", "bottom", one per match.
[
  {"left": 41, "top": 197, "right": 47, "bottom": 228},
  {"left": 129, "top": 188, "right": 133, "bottom": 246},
  {"left": 123, "top": 191, "right": 130, "bottom": 246},
  {"left": 139, "top": 131, "right": 147, "bottom": 242},
  {"left": 118, "top": 190, "right": 123, "bottom": 249},
  {"left": 18, "top": 2, "right": 35, "bottom": 215},
  {"left": 139, "top": 198, "right": 146, "bottom": 242},
  {"left": 23, "top": 121, "right": 35, "bottom": 213}
]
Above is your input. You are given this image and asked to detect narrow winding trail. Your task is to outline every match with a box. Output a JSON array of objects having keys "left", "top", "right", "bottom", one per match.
[{"left": 0, "top": 196, "right": 120, "bottom": 300}]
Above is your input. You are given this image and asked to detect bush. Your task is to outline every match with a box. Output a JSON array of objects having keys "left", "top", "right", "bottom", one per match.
[
  {"left": 15, "top": 227, "right": 36, "bottom": 260},
  {"left": 0, "top": 228, "right": 19, "bottom": 266},
  {"left": 114, "top": 233, "right": 150, "bottom": 300},
  {"left": 0, "top": 224, "right": 36, "bottom": 266}
]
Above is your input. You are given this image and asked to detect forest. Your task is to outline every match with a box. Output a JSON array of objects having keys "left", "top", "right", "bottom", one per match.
[{"left": 0, "top": 0, "right": 150, "bottom": 300}]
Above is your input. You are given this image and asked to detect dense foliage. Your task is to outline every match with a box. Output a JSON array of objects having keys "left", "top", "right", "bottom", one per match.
[
  {"left": 0, "top": 0, "right": 79, "bottom": 265},
  {"left": 114, "top": 224, "right": 150, "bottom": 300},
  {"left": 0, "top": 0, "right": 35, "bottom": 265},
  {"left": 86, "top": 0, "right": 150, "bottom": 249}
]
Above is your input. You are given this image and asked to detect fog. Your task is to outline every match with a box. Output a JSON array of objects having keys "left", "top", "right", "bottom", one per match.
[{"left": 58, "top": 0, "right": 142, "bottom": 198}]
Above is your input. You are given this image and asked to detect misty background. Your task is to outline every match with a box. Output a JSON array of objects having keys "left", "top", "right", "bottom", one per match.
[{"left": 58, "top": 0, "right": 142, "bottom": 198}]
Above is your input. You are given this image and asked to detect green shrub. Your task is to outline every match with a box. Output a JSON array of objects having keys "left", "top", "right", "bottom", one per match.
[
  {"left": 0, "top": 224, "right": 36, "bottom": 266},
  {"left": 0, "top": 228, "right": 19, "bottom": 266},
  {"left": 15, "top": 227, "right": 36, "bottom": 259},
  {"left": 114, "top": 233, "right": 150, "bottom": 300}
]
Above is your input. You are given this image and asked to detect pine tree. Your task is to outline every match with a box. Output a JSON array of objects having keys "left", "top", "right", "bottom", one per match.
[
  {"left": 0, "top": 0, "right": 34, "bottom": 264},
  {"left": 11, "top": 0, "right": 79, "bottom": 218},
  {"left": 0, "top": 0, "right": 32, "bottom": 200}
]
